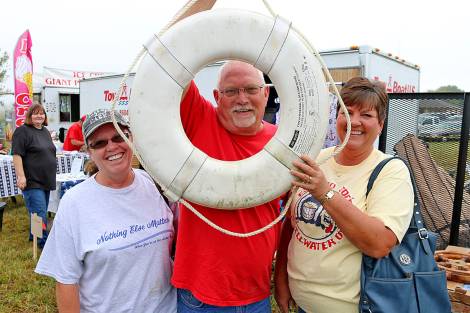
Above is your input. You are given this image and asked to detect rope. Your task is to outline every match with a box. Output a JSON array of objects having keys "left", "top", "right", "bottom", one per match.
[
  {"left": 259, "top": 2, "right": 351, "bottom": 164},
  {"left": 108, "top": 0, "right": 351, "bottom": 237}
]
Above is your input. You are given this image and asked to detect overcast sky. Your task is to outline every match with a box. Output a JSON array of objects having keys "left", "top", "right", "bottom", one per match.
[{"left": 1, "top": 0, "right": 469, "bottom": 92}]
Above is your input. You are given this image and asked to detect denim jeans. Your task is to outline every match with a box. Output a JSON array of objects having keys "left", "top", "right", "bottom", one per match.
[
  {"left": 298, "top": 307, "right": 307, "bottom": 313},
  {"left": 22, "top": 188, "right": 50, "bottom": 248},
  {"left": 177, "top": 289, "right": 271, "bottom": 313}
]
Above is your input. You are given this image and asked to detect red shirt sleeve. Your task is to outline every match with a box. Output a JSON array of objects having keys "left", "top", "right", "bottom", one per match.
[
  {"left": 68, "top": 123, "right": 84, "bottom": 141},
  {"left": 180, "top": 80, "right": 215, "bottom": 139}
]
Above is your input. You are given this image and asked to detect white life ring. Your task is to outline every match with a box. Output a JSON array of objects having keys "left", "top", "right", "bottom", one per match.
[{"left": 129, "top": 9, "right": 329, "bottom": 209}]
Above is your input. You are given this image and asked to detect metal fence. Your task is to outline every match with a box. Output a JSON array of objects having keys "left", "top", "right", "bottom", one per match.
[{"left": 380, "top": 92, "right": 470, "bottom": 249}]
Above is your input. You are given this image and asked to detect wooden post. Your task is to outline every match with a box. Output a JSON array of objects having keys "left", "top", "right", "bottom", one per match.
[
  {"left": 165, "top": 0, "right": 217, "bottom": 29},
  {"left": 33, "top": 236, "right": 37, "bottom": 260},
  {"left": 31, "top": 213, "right": 43, "bottom": 260}
]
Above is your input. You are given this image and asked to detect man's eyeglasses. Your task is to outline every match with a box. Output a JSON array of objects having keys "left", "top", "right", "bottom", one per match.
[
  {"left": 219, "top": 85, "right": 264, "bottom": 97},
  {"left": 88, "top": 131, "right": 130, "bottom": 150}
]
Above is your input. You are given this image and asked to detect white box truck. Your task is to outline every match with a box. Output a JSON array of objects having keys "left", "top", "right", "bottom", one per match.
[
  {"left": 320, "top": 45, "right": 420, "bottom": 92},
  {"left": 320, "top": 45, "right": 422, "bottom": 154},
  {"left": 29, "top": 46, "right": 419, "bottom": 135},
  {"left": 34, "top": 67, "right": 113, "bottom": 133},
  {"left": 79, "top": 73, "right": 135, "bottom": 119},
  {"left": 77, "top": 46, "right": 420, "bottom": 147},
  {"left": 79, "top": 46, "right": 420, "bottom": 120},
  {"left": 79, "top": 62, "right": 224, "bottom": 119}
]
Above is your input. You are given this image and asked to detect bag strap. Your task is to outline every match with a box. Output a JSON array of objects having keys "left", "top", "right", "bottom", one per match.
[{"left": 366, "top": 157, "right": 432, "bottom": 254}]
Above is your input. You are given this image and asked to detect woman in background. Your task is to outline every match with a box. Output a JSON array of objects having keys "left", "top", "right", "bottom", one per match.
[{"left": 12, "top": 104, "right": 56, "bottom": 248}]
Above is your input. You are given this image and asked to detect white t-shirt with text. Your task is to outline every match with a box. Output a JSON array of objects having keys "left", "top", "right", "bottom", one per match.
[{"left": 35, "top": 169, "right": 176, "bottom": 313}]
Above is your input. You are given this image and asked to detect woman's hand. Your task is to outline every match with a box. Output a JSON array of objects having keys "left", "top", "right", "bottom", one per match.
[
  {"left": 274, "top": 281, "right": 295, "bottom": 313},
  {"left": 17, "top": 175, "right": 26, "bottom": 190},
  {"left": 13, "top": 155, "right": 27, "bottom": 190},
  {"left": 291, "top": 155, "right": 330, "bottom": 199},
  {"left": 274, "top": 219, "right": 296, "bottom": 313}
]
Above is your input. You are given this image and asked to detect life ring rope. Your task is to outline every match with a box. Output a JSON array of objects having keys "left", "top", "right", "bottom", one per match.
[
  {"left": 109, "top": 0, "right": 351, "bottom": 237},
  {"left": 167, "top": 148, "right": 208, "bottom": 202},
  {"left": 144, "top": 34, "right": 195, "bottom": 89},
  {"left": 260, "top": 0, "right": 350, "bottom": 147},
  {"left": 264, "top": 136, "right": 303, "bottom": 170},
  {"left": 290, "top": 22, "right": 351, "bottom": 162},
  {"left": 254, "top": 15, "right": 291, "bottom": 75}
]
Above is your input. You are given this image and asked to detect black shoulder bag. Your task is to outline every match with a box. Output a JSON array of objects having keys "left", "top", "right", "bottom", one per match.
[{"left": 359, "top": 157, "right": 451, "bottom": 313}]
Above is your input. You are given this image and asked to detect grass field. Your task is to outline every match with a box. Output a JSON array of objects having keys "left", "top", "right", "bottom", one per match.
[
  {"left": 427, "top": 141, "right": 461, "bottom": 173},
  {"left": 427, "top": 140, "right": 470, "bottom": 197},
  {"left": 426, "top": 140, "right": 470, "bottom": 181},
  {"left": 0, "top": 198, "right": 56, "bottom": 313},
  {"left": 0, "top": 198, "right": 292, "bottom": 313}
]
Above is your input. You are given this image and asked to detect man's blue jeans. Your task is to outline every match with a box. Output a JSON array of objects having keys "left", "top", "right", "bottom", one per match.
[
  {"left": 177, "top": 289, "right": 271, "bottom": 313},
  {"left": 22, "top": 188, "right": 50, "bottom": 248},
  {"left": 298, "top": 307, "right": 307, "bottom": 313}
]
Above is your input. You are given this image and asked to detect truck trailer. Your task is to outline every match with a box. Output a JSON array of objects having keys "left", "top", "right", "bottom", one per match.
[
  {"left": 33, "top": 67, "right": 113, "bottom": 133},
  {"left": 52, "top": 45, "right": 419, "bottom": 133},
  {"left": 320, "top": 45, "right": 420, "bottom": 92},
  {"left": 78, "top": 62, "right": 223, "bottom": 120}
]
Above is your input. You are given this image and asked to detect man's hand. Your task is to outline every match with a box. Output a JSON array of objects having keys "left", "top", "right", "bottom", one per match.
[{"left": 17, "top": 175, "right": 26, "bottom": 190}]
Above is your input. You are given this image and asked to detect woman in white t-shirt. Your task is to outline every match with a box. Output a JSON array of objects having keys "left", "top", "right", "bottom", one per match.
[
  {"left": 274, "top": 77, "right": 414, "bottom": 313},
  {"left": 35, "top": 109, "right": 176, "bottom": 313}
]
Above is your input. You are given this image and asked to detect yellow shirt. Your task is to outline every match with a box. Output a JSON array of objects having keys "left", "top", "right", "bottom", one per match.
[{"left": 287, "top": 148, "right": 413, "bottom": 313}]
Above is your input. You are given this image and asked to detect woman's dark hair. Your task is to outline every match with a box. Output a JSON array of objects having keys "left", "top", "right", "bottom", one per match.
[
  {"left": 338, "top": 77, "right": 388, "bottom": 123},
  {"left": 24, "top": 103, "right": 48, "bottom": 126}
]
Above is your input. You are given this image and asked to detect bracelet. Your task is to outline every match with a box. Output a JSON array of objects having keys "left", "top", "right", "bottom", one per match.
[{"left": 319, "top": 189, "right": 335, "bottom": 206}]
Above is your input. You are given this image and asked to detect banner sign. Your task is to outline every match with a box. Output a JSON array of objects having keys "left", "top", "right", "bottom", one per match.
[
  {"left": 13, "top": 30, "right": 33, "bottom": 127},
  {"left": 43, "top": 67, "right": 112, "bottom": 88}
]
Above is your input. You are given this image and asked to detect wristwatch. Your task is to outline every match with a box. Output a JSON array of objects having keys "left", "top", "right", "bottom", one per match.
[{"left": 319, "top": 189, "right": 335, "bottom": 206}]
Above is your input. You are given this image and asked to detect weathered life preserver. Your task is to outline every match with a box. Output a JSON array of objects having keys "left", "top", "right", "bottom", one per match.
[{"left": 129, "top": 9, "right": 330, "bottom": 209}]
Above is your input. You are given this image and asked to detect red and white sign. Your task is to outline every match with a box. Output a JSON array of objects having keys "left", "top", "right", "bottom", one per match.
[
  {"left": 13, "top": 30, "right": 33, "bottom": 127},
  {"left": 43, "top": 67, "right": 113, "bottom": 88},
  {"left": 104, "top": 83, "right": 130, "bottom": 105},
  {"left": 373, "top": 75, "right": 417, "bottom": 93},
  {"left": 79, "top": 75, "right": 133, "bottom": 118}
]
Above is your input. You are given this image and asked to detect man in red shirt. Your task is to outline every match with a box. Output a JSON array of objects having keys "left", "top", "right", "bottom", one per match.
[
  {"left": 173, "top": 61, "right": 281, "bottom": 313},
  {"left": 63, "top": 115, "right": 85, "bottom": 151}
]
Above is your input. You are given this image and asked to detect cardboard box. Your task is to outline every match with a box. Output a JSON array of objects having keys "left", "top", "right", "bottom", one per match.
[{"left": 441, "top": 246, "right": 470, "bottom": 313}]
